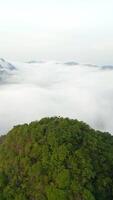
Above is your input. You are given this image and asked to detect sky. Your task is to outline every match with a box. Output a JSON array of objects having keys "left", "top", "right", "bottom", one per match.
[{"left": 0, "top": 0, "right": 113, "bottom": 64}]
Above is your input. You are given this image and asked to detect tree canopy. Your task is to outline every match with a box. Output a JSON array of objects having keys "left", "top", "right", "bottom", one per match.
[{"left": 0, "top": 117, "right": 113, "bottom": 200}]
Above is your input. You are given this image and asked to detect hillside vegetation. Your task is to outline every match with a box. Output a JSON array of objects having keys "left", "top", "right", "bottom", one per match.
[{"left": 0, "top": 117, "right": 113, "bottom": 200}]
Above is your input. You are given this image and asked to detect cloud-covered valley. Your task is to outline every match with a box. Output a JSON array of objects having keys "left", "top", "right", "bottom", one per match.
[{"left": 0, "top": 58, "right": 113, "bottom": 134}]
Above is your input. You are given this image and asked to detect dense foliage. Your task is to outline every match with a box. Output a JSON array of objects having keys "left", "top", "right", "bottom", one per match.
[{"left": 0, "top": 117, "right": 113, "bottom": 200}]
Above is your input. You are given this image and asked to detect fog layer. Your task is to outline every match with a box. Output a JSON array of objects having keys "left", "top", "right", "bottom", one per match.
[{"left": 0, "top": 60, "right": 113, "bottom": 134}]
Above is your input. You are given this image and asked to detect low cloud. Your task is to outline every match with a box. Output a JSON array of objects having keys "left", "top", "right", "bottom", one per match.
[{"left": 0, "top": 60, "right": 113, "bottom": 134}]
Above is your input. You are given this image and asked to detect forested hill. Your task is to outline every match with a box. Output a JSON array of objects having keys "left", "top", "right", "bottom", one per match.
[{"left": 0, "top": 117, "right": 113, "bottom": 200}]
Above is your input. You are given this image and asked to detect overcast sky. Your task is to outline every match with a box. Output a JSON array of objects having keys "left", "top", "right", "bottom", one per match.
[{"left": 0, "top": 0, "right": 113, "bottom": 64}]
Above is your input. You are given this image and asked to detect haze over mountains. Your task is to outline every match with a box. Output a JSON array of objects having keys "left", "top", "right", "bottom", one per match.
[{"left": 0, "top": 58, "right": 113, "bottom": 134}]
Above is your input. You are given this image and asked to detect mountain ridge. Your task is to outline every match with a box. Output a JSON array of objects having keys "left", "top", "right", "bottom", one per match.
[{"left": 0, "top": 117, "right": 113, "bottom": 199}]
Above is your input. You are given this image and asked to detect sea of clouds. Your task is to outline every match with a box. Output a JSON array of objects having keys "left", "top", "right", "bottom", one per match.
[{"left": 0, "top": 59, "right": 113, "bottom": 134}]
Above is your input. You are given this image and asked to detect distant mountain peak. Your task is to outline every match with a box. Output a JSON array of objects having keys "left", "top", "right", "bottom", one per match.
[
  {"left": 101, "top": 65, "right": 113, "bottom": 70},
  {"left": 0, "top": 58, "right": 5, "bottom": 62},
  {"left": 64, "top": 61, "right": 79, "bottom": 66},
  {"left": 0, "top": 58, "right": 16, "bottom": 84},
  {"left": 27, "top": 60, "right": 45, "bottom": 64},
  {"left": 0, "top": 58, "right": 16, "bottom": 71}
]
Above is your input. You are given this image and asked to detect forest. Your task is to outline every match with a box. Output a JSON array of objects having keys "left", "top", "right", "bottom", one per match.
[{"left": 0, "top": 117, "right": 113, "bottom": 200}]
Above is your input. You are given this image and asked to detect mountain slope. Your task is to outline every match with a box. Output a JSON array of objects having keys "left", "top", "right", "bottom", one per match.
[
  {"left": 0, "top": 58, "right": 16, "bottom": 83},
  {"left": 0, "top": 117, "right": 113, "bottom": 200}
]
